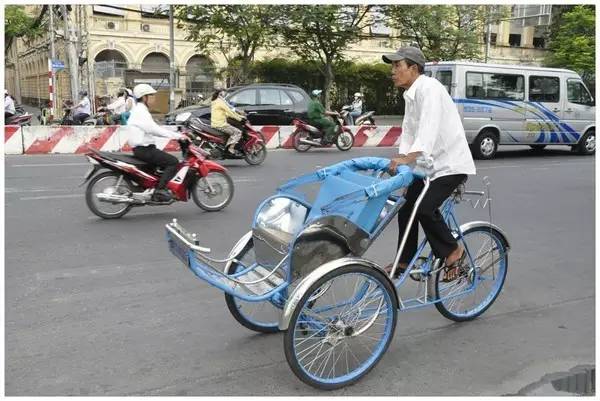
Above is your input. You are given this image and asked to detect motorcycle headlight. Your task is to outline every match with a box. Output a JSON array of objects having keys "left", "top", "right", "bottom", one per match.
[{"left": 175, "top": 112, "right": 192, "bottom": 123}]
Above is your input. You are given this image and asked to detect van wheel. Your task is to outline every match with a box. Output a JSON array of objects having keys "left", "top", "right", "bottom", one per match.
[
  {"left": 530, "top": 144, "right": 546, "bottom": 152},
  {"left": 471, "top": 129, "right": 498, "bottom": 160},
  {"left": 573, "top": 129, "right": 595, "bottom": 155}
]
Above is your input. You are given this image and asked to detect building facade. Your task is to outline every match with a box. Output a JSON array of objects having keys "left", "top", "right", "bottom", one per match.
[{"left": 5, "top": 4, "right": 555, "bottom": 114}]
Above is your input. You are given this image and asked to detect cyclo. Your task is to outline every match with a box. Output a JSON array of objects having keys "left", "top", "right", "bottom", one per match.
[{"left": 165, "top": 157, "right": 510, "bottom": 390}]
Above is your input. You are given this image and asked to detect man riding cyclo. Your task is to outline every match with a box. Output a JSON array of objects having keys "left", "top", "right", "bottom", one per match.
[{"left": 307, "top": 89, "right": 340, "bottom": 145}]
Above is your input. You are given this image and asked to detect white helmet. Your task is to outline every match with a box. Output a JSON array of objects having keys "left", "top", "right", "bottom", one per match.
[
  {"left": 125, "top": 88, "right": 133, "bottom": 96},
  {"left": 311, "top": 89, "right": 323, "bottom": 97},
  {"left": 354, "top": 92, "right": 362, "bottom": 98},
  {"left": 133, "top": 84, "right": 157, "bottom": 99}
]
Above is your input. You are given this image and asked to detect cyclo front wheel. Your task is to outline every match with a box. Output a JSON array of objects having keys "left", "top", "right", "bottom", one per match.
[
  {"left": 283, "top": 264, "right": 397, "bottom": 390},
  {"left": 434, "top": 225, "right": 508, "bottom": 322},
  {"left": 224, "top": 237, "right": 282, "bottom": 333}
]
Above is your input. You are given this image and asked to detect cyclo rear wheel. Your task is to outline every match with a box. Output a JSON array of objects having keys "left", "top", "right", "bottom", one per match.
[{"left": 283, "top": 264, "right": 397, "bottom": 390}]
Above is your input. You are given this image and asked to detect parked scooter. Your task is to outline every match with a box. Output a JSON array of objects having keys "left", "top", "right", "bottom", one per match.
[
  {"left": 340, "top": 105, "right": 376, "bottom": 126},
  {"left": 291, "top": 113, "right": 354, "bottom": 152}
]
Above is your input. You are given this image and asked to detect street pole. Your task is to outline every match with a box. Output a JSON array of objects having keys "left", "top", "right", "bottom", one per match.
[
  {"left": 485, "top": 5, "right": 492, "bottom": 63},
  {"left": 49, "top": 5, "right": 57, "bottom": 118},
  {"left": 169, "top": 5, "right": 175, "bottom": 114},
  {"left": 62, "top": 5, "right": 79, "bottom": 101}
]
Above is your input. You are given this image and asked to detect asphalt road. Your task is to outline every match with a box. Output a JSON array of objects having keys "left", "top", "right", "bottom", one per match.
[{"left": 4, "top": 145, "right": 595, "bottom": 395}]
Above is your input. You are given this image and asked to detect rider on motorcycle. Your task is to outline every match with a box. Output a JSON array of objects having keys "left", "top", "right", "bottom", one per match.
[
  {"left": 4, "top": 90, "right": 16, "bottom": 122},
  {"left": 127, "top": 84, "right": 189, "bottom": 202},
  {"left": 70, "top": 90, "right": 92, "bottom": 125},
  {"left": 307, "top": 89, "right": 339, "bottom": 144},
  {"left": 101, "top": 88, "right": 128, "bottom": 124},
  {"left": 347, "top": 92, "right": 363, "bottom": 126},
  {"left": 210, "top": 88, "right": 245, "bottom": 156}
]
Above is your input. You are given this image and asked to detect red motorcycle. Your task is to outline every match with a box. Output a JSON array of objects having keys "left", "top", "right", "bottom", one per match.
[
  {"left": 185, "top": 117, "right": 267, "bottom": 165},
  {"left": 291, "top": 113, "right": 354, "bottom": 152},
  {"left": 6, "top": 107, "right": 33, "bottom": 126},
  {"left": 81, "top": 133, "right": 234, "bottom": 219}
]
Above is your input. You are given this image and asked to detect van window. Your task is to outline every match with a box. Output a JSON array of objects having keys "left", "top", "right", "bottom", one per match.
[
  {"left": 567, "top": 79, "right": 594, "bottom": 105},
  {"left": 529, "top": 76, "right": 559, "bottom": 103},
  {"left": 466, "top": 72, "right": 524, "bottom": 101},
  {"left": 424, "top": 70, "right": 432, "bottom": 77},
  {"left": 436, "top": 70, "right": 452, "bottom": 94}
]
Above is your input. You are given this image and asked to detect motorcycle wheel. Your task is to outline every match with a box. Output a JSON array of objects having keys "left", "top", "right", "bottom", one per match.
[
  {"left": 85, "top": 171, "right": 133, "bottom": 219},
  {"left": 293, "top": 130, "right": 312, "bottom": 152},
  {"left": 244, "top": 142, "right": 267, "bottom": 165},
  {"left": 335, "top": 130, "right": 354, "bottom": 151},
  {"left": 192, "top": 171, "right": 234, "bottom": 211}
]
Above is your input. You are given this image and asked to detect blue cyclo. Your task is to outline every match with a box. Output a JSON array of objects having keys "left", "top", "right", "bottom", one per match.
[{"left": 165, "top": 157, "right": 510, "bottom": 390}]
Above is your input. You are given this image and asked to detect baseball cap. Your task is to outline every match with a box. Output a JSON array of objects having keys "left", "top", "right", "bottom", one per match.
[{"left": 382, "top": 46, "right": 427, "bottom": 66}]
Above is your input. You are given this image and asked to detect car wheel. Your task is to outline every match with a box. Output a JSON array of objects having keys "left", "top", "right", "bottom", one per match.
[{"left": 471, "top": 129, "right": 498, "bottom": 160}]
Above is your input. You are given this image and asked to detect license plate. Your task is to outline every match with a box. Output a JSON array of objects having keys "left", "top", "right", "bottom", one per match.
[
  {"left": 83, "top": 166, "right": 95, "bottom": 180},
  {"left": 167, "top": 232, "right": 191, "bottom": 268}
]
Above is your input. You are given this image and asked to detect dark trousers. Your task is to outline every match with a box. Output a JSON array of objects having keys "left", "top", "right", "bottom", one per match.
[
  {"left": 396, "top": 174, "right": 467, "bottom": 263},
  {"left": 5, "top": 112, "right": 15, "bottom": 122},
  {"left": 73, "top": 113, "right": 90, "bottom": 125},
  {"left": 133, "top": 145, "right": 179, "bottom": 189}
]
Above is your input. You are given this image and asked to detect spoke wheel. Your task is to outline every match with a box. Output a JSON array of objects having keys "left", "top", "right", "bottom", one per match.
[
  {"left": 284, "top": 264, "right": 397, "bottom": 390},
  {"left": 434, "top": 226, "right": 508, "bottom": 322}
]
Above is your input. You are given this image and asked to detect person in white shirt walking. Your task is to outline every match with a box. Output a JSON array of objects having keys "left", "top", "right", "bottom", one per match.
[
  {"left": 127, "top": 83, "right": 188, "bottom": 202},
  {"left": 382, "top": 46, "right": 476, "bottom": 282}
]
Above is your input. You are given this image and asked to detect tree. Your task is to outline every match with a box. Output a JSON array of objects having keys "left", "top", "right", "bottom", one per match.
[
  {"left": 175, "top": 5, "right": 280, "bottom": 85},
  {"left": 273, "top": 5, "right": 374, "bottom": 107},
  {"left": 5, "top": 5, "right": 45, "bottom": 52},
  {"left": 545, "top": 5, "right": 595, "bottom": 86},
  {"left": 382, "top": 5, "right": 492, "bottom": 62}
]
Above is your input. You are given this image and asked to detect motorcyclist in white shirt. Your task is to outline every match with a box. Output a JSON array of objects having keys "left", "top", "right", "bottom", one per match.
[
  {"left": 70, "top": 90, "right": 92, "bottom": 125},
  {"left": 382, "top": 46, "right": 476, "bottom": 282},
  {"left": 5, "top": 89, "right": 16, "bottom": 122},
  {"left": 127, "top": 84, "right": 189, "bottom": 202},
  {"left": 101, "top": 88, "right": 127, "bottom": 123},
  {"left": 348, "top": 92, "right": 363, "bottom": 125}
]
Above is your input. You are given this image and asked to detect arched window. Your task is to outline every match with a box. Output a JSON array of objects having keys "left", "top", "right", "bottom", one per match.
[
  {"left": 185, "top": 55, "right": 215, "bottom": 99},
  {"left": 94, "top": 49, "right": 128, "bottom": 79}
]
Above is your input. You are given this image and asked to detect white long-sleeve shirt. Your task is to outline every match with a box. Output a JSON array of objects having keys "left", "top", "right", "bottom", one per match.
[
  {"left": 5, "top": 95, "right": 16, "bottom": 114},
  {"left": 399, "top": 74, "right": 476, "bottom": 180},
  {"left": 105, "top": 96, "right": 126, "bottom": 114},
  {"left": 126, "top": 102, "right": 183, "bottom": 147}
]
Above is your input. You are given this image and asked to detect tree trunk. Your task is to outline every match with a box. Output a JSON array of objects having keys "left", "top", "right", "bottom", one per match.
[{"left": 323, "top": 62, "right": 334, "bottom": 109}]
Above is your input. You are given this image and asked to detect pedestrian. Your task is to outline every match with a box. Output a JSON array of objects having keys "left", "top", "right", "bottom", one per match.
[{"left": 382, "top": 46, "right": 476, "bottom": 282}]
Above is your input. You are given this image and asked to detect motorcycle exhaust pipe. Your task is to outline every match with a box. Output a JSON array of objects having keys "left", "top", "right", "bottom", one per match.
[
  {"left": 96, "top": 193, "right": 137, "bottom": 204},
  {"left": 299, "top": 138, "right": 323, "bottom": 146}
]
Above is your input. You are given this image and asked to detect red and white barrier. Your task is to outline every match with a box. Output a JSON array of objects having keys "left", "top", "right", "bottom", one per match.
[{"left": 4, "top": 125, "right": 402, "bottom": 154}]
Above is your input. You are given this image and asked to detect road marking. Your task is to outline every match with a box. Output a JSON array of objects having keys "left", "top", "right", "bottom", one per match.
[
  {"left": 11, "top": 162, "right": 88, "bottom": 167},
  {"left": 20, "top": 194, "right": 84, "bottom": 200}
]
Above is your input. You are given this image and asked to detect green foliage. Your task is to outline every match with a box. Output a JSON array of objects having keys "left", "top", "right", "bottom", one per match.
[
  {"left": 175, "top": 5, "right": 280, "bottom": 85},
  {"left": 250, "top": 58, "right": 404, "bottom": 114},
  {"left": 5, "top": 5, "right": 44, "bottom": 49},
  {"left": 382, "top": 5, "right": 489, "bottom": 61},
  {"left": 273, "top": 5, "right": 374, "bottom": 107},
  {"left": 545, "top": 5, "right": 595, "bottom": 88}
]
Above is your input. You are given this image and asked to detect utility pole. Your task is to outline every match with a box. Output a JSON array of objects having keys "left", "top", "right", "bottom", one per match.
[
  {"left": 62, "top": 5, "right": 79, "bottom": 101},
  {"left": 485, "top": 5, "right": 493, "bottom": 63},
  {"left": 48, "top": 5, "right": 57, "bottom": 118},
  {"left": 169, "top": 5, "right": 175, "bottom": 114}
]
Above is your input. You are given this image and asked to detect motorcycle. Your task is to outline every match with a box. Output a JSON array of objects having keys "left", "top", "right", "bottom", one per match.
[
  {"left": 50, "top": 100, "right": 96, "bottom": 126},
  {"left": 182, "top": 115, "right": 268, "bottom": 166},
  {"left": 81, "top": 132, "right": 234, "bottom": 219},
  {"left": 291, "top": 113, "right": 354, "bottom": 152},
  {"left": 6, "top": 106, "right": 33, "bottom": 126},
  {"left": 340, "top": 105, "right": 376, "bottom": 126}
]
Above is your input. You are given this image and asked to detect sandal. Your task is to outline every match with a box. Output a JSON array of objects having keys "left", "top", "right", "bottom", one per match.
[{"left": 442, "top": 250, "right": 466, "bottom": 283}]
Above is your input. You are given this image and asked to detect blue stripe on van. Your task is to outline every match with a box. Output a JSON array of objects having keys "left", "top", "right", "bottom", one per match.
[{"left": 454, "top": 98, "right": 581, "bottom": 144}]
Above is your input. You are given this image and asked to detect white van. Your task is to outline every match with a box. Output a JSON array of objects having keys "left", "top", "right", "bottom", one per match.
[{"left": 425, "top": 61, "right": 595, "bottom": 159}]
